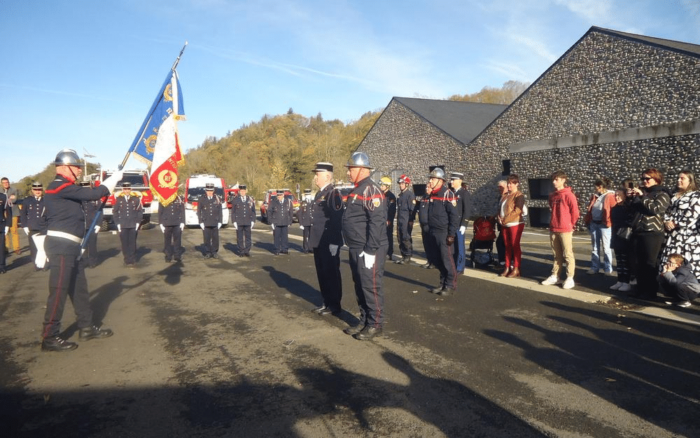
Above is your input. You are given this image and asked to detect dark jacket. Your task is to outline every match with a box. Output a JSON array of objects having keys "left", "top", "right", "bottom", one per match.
[
  {"left": 159, "top": 196, "right": 186, "bottom": 226},
  {"left": 269, "top": 197, "right": 293, "bottom": 226},
  {"left": 428, "top": 184, "right": 459, "bottom": 235},
  {"left": 232, "top": 195, "right": 256, "bottom": 225},
  {"left": 341, "top": 176, "right": 388, "bottom": 253},
  {"left": 417, "top": 193, "right": 430, "bottom": 227},
  {"left": 396, "top": 189, "right": 416, "bottom": 225},
  {"left": 21, "top": 196, "right": 47, "bottom": 232},
  {"left": 610, "top": 203, "right": 633, "bottom": 251},
  {"left": 631, "top": 185, "right": 671, "bottom": 233},
  {"left": 114, "top": 193, "right": 144, "bottom": 229},
  {"left": 661, "top": 263, "right": 698, "bottom": 287},
  {"left": 452, "top": 187, "right": 471, "bottom": 229},
  {"left": 298, "top": 201, "right": 313, "bottom": 227},
  {"left": 0, "top": 193, "right": 12, "bottom": 228},
  {"left": 44, "top": 175, "right": 109, "bottom": 256},
  {"left": 384, "top": 190, "right": 397, "bottom": 223},
  {"left": 197, "top": 194, "right": 223, "bottom": 227},
  {"left": 310, "top": 184, "right": 344, "bottom": 249}
]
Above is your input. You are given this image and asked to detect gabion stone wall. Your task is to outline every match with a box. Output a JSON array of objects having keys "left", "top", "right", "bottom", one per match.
[
  {"left": 465, "top": 28, "right": 700, "bottom": 219},
  {"left": 360, "top": 100, "right": 465, "bottom": 187}
]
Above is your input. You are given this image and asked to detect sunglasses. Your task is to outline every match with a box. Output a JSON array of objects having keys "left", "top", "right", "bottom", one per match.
[{"left": 641, "top": 177, "right": 653, "bottom": 182}]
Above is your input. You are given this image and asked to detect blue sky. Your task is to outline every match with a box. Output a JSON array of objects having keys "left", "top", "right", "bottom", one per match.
[{"left": 1, "top": 0, "right": 699, "bottom": 182}]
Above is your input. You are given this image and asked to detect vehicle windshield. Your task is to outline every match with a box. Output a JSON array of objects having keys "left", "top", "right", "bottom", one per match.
[
  {"left": 187, "top": 187, "right": 224, "bottom": 203},
  {"left": 104, "top": 172, "right": 147, "bottom": 188}
]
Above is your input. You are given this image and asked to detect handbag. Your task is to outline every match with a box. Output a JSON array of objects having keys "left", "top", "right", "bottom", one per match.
[{"left": 616, "top": 226, "right": 633, "bottom": 240}]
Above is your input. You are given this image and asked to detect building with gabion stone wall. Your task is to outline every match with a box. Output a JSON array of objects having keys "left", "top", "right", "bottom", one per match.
[
  {"left": 358, "top": 97, "right": 506, "bottom": 195},
  {"left": 465, "top": 26, "right": 700, "bottom": 228}
]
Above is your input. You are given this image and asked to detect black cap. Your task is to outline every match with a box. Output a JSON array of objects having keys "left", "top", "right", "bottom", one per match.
[
  {"left": 239, "top": 185, "right": 247, "bottom": 190},
  {"left": 32, "top": 182, "right": 44, "bottom": 189},
  {"left": 313, "top": 162, "right": 333, "bottom": 173},
  {"left": 205, "top": 183, "right": 215, "bottom": 190},
  {"left": 450, "top": 172, "right": 464, "bottom": 180},
  {"left": 122, "top": 182, "right": 132, "bottom": 188}
]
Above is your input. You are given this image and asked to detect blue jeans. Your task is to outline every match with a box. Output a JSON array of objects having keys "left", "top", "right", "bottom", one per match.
[{"left": 589, "top": 223, "right": 612, "bottom": 272}]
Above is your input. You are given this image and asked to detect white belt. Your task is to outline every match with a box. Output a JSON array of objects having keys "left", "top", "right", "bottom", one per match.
[{"left": 47, "top": 230, "right": 82, "bottom": 244}]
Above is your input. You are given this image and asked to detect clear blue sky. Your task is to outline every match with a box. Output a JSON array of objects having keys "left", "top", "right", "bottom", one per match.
[{"left": 1, "top": 0, "right": 699, "bottom": 182}]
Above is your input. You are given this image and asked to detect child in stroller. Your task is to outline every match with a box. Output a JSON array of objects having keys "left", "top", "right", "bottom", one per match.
[{"left": 469, "top": 216, "right": 497, "bottom": 268}]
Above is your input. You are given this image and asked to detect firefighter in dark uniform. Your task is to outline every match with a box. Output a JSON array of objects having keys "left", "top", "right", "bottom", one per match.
[
  {"left": 310, "top": 162, "right": 344, "bottom": 316},
  {"left": 198, "top": 182, "right": 223, "bottom": 259},
  {"left": 21, "top": 182, "right": 47, "bottom": 270},
  {"left": 450, "top": 172, "right": 471, "bottom": 274},
  {"left": 379, "top": 177, "right": 396, "bottom": 261},
  {"left": 159, "top": 194, "right": 185, "bottom": 262},
  {"left": 395, "top": 174, "right": 416, "bottom": 265},
  {"left": 342, "top": 152, "right": 388, "bottom": 340},
  {"left": 427, "top": 167, "right": 459, "bottom": 296},
  {"left": 298, "top": 189, "right": 313, "bottom": 253},
  {"left": 114, "top": 182, "right": 144, "bottom": 267},
  {"left": 80, "top": 181, "right": 101, "bottom": 268},
  {"left": 417, "top": 182, "right": 435, "bottom": 269},
  {"left": 269, "top": 189, "right": 293, "bottom": 255},
  {"left": 41, "top": 149, "right": 119, "bottom": 352},
  {"left": 0, "top": 189, "right": 11, "bottom": 274},
  {"left": 232, "top": 184, "right": 256, "bottom": 257}
]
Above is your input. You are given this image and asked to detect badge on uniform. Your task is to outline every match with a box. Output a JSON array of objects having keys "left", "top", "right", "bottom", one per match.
[
  {"left": 412, "top": 200, "right": 416, "bottom": 204},
  {"left": 373, "top": 198, "right": 380, "bottom": 208},
  {"left": 451, "top": 200, "right": 457, "bottom": 207}
]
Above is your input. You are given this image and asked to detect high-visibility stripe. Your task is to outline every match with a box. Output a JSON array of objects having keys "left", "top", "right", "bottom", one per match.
[{"left": 45, "top": 182, "right": 73, "bottom": 195}]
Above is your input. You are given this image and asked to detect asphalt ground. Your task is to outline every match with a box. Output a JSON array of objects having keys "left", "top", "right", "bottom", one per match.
[{"left": 1, "top": 222, "right": 699, "bottom": 437}]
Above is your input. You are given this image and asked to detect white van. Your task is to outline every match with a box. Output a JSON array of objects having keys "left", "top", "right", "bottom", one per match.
[{"left": 184, "top": 174, "right": 230, "bottom": 226}]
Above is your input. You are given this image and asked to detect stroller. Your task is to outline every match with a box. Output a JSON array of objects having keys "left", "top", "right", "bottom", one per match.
[{"left": 469, "top": 216, "right": 497, "bottom": 269}]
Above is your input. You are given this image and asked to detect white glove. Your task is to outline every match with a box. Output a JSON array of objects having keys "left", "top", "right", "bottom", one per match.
[
  {"left": 23, "top": 227, "right": 29, "bottom": 235},
  {"left": 200, "top": 223, "right": 205, "bottom": 230},
  {"left": 359, "top": 251, "right": 376, "bottom": 269},
  {"left": 160, "top": 224, "right": 165, "bottom": 233},
  {"left": 94, "top": 225, "right": 100, "bottom": 234},
  {"left": 299, "top": 225, "right": 304, "bottom": 230},
  {"left": 135, "top": 223, "right": 140, "bottom": 231},
  {"left": 217, "top": 223, "right": 222, "bottom": 229},
  {"left": 4, "top": 226, "right": 8, "bottom": 234},
  {"left": 180, "top": 223, "right": 185, "bottom": 230},
  {"left": 271, "top": 224, "right": 275, "bottom": 230},
  {"left": 117, "top": 224, "right": 121, "bottom": 232},
  {"left": 101, "top": 169, "right": 124, "bottom": 193},
  {"left": 459, "top": 225, "right": 466, "bottom": 234},
  {"left": 329, "top": 244, "right": 338, "bottom": 256},
  {"left": 233, "top": 222, "right": 238, "bottom": 230},
  {"left": 250, "top": 221, "right": 255, "bottom": 229}
]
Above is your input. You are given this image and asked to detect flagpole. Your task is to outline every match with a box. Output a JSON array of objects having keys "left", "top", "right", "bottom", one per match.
[{"left": 119, "top": 41, "right": 189, "bottom": 170}]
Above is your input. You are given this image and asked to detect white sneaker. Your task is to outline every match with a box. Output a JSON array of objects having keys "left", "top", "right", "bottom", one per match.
[
  {"left": 610, "top": 282, "right": 622, "bottom": 290},
  {"left": 541, "top": 275, "right": 560, "bottom": 286},
  {"left": 630, "top": 279, "right": 637, "bottom": 285},
  {"left": 618, "top": 283, "right": 631, "bottom": 292},
  {"left": 586, "top": 269, "right": 599, "bottom": 275},
  {"left": 675, "top": 301, "right": 692, "bottom": 308},
  {"left": 562, "top": 278, "right": 575, "bottom": 289}
]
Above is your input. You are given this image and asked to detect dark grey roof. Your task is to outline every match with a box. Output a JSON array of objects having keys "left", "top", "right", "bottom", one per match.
[
  {"left": 393, "top": 97, "right": 507, "bottom": 145},
  {"left": 594, "top": 26, "right": 700, "bottom": 58}
]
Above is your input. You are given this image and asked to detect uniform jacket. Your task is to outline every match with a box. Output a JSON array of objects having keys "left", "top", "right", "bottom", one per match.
[
  {"left": 0, "top": 193, "right": 11, "bottom": 228},
  {"left": 384, "top": 190, "right": 397, "bottom": 223},
  {"left": 21, "top": 196, "right": 47, "bottom": 232},
  {"left": 310, "top": 184, "right": 344, "bottom": 249},
  {"left": 453, "top": 187, "right": 471, "bottom": 229},
  {"left": 2, "top": 186, "right": 20, "bottom": 216},
  {"left": 269, "top": 197, "right": 293, "bottom": 226},
  {"left": 44, "top": 175, "right": 109, "bottom": 256},
  {"left": 499, "top": 190, "right": 525, "bottom": 226},
  {"left": 583, "top": 190, "right": 616, "bottom": 227},
  {"left": 197, "top": 194, "right": 223, "bottom": 227},
  {"left": 396, "top": 189, "right": 416, "bottom": 225},
  {"left": 83, "top": 198, "right": 101, "bottom": 230},
  {"left": 114, "top": 192, "right": 144, "bottom": 229},
  {"left": 631, "top": 185, "right": 671, "bottom": 233},
  {"left": 297, "top": 201, "right": 313, "bottom": 227},
  {"left": 417, "top": 192, "right": 430, "bottom": 227},
  {"left": 159, "top": 196, "right": 186, "bottom": 226},
  {"left": 428, "top": 183, "right": 459, "bottom": 235},
  {"left": 341, "top": 176, "right": 388, "bottom": 253},
  {"left": 548, "top": 186, "right": 580, "bottom": 233},
  {"left": 232, "top": 195, "right": 256, "bottom": 224}
]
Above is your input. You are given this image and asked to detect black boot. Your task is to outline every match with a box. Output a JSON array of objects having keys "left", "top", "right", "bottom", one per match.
[
  {"left": 354, "top": 326, "right": 383, "bottom": 340},
  {"left": 79, "top": 326, "right": 114, "bottom": 341},
  {"left": 343, "top": 323, "right": 365, "bottom": 336},
  {"left": 41, "top": 336, "right": 78, "bottom": 352}
]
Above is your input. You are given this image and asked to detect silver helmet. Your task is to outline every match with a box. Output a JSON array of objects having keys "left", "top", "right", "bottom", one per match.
[
  {"left": 345, "top": 152, "right": 373, "bottom": 169},
  {"left": 428, "top": 167, "right": 446, "bottom": 180},
  {"left": 54, "top": 149, "right": 81, "bottom": 166}
]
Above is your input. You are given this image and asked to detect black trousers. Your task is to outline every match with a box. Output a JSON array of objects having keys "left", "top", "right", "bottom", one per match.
[
  {"left": 313, "top": 244, "right": 342, "bottom": 311},
  {"left": 119, "top": 228, "right": 137, "bottom": 264},
  {"left": 273, "top": 226, "right": 288, "bottom": 253},
  {"left": 398, "top": 220, "right": 413, "bottom": 257},
  {"left": 85, "top": 230, "right": 98, "bottom": 266},
  {"left": 421, "top": 225, "right": 436, "bottom": 265},
  {"left": 430, "top": 230, "right": 457, "bottom": 290},
  {"left": 203, "top": 226, "right": 219, "bottom": 255},
  {"left": 236, "top": 225, "right": 252, "bottom": 254},
  {"left": 632, "top": 231, "right": 664, "bottom": 297},
  {"left": 0, "top": 230, "right": 5, "bottom": 269},
  {"left": 386, "top": 223, "right": 394, "bottom": 257},
  {"left": 302, "top": 226, "right": 312, "bottom": 252},
  {"left": 348, "top": 246, "right": 387, "bottom": 328},
  {"left": 163, "top": 226, "right": 182, "bottom": 259},
  {"left": 43, "top": 254, "right": 93, "bottom": 338}
]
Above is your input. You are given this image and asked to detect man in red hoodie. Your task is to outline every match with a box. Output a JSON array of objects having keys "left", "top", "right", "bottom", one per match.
[{"left": 541, "top": 170, "right": 580, "bottom": 289}]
